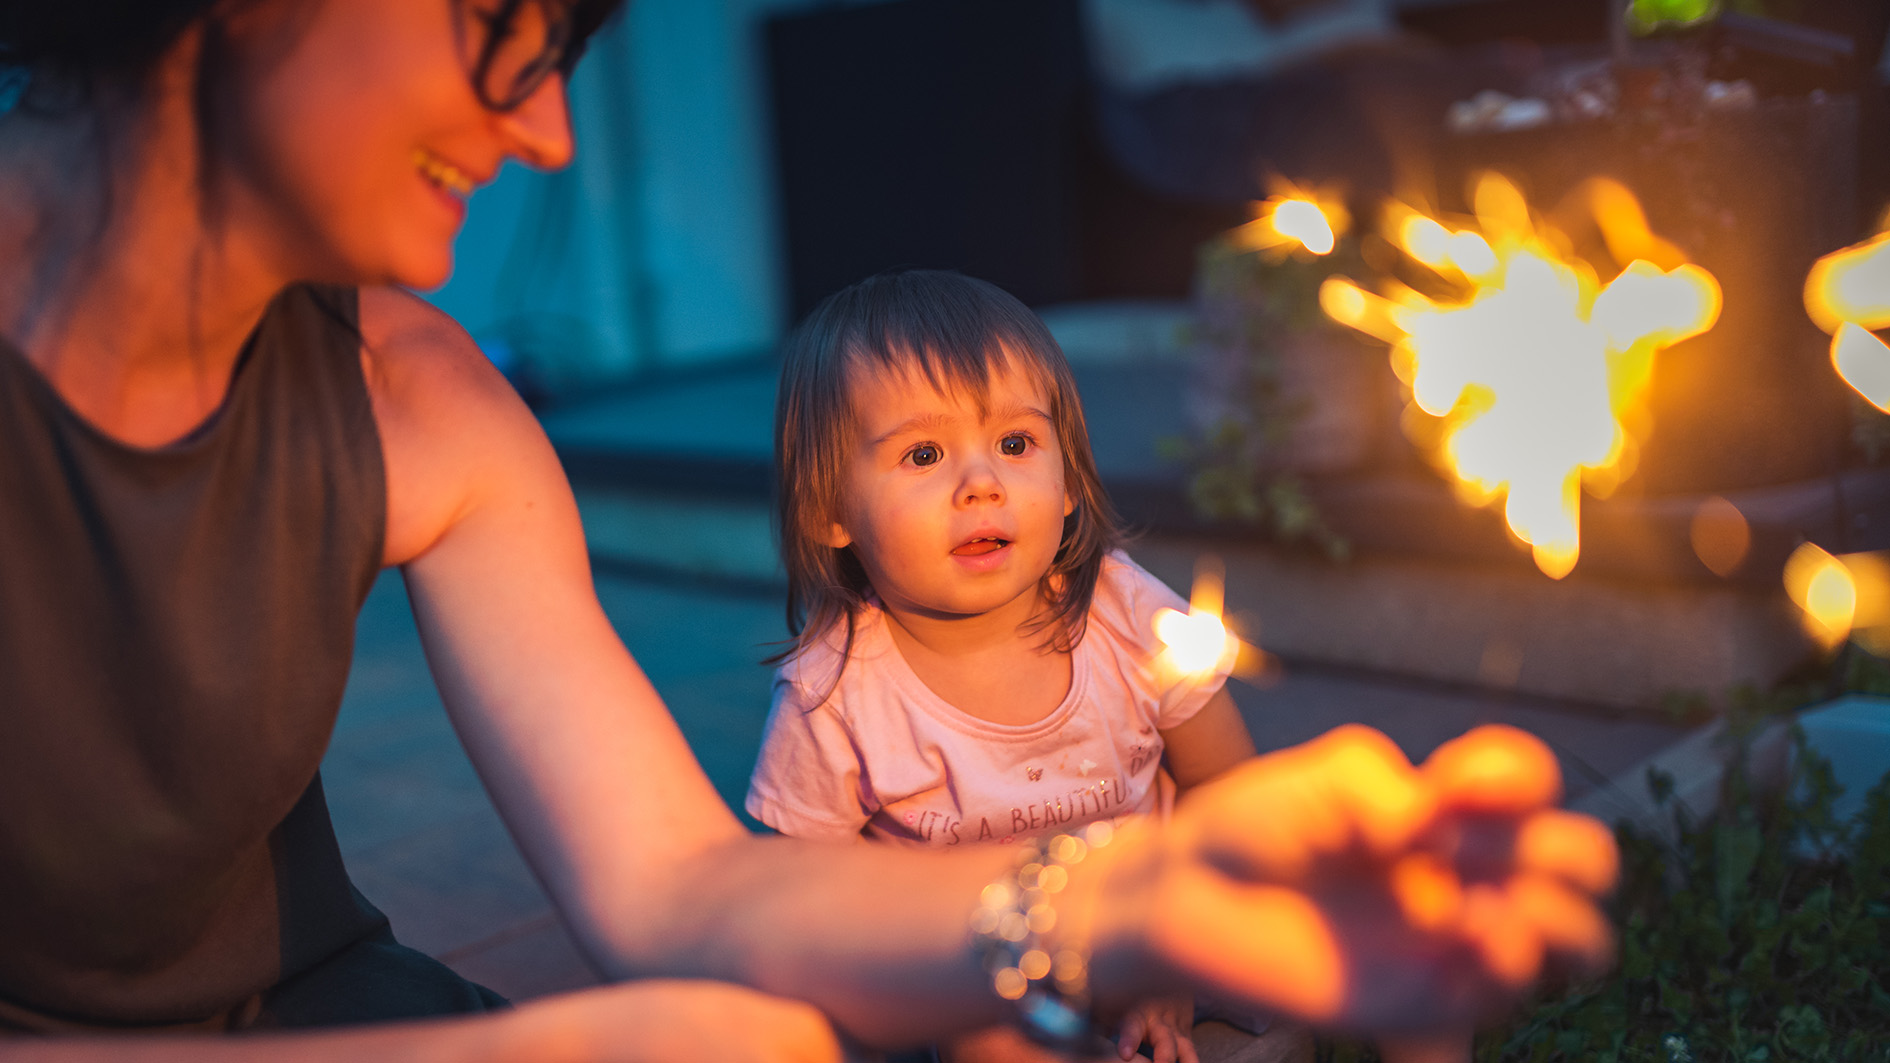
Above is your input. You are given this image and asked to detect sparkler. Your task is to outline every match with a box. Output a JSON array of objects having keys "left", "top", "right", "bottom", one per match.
[
  {"left": 1806, "top": 229, "right": 1890, "bottom": 413},
  {"left": 1228, "top": 188, "right": 1350, "bottom": 258},
  {"left": 1794, "top": 222, "right": 1890, "bottom": 651},
  {"left": 1153, "top": 557, "right": 1259, "bottom": 684},
  {"left": 1321, "top": 174, "right": 1720, "bottom": 578}
]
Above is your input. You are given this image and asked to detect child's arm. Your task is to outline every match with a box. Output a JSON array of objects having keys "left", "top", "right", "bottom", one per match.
[{"left": 1160, "top": 688, "right": 1258, "bottom": 792}]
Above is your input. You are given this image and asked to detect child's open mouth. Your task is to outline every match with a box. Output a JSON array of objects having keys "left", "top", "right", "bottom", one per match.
[{"left": 950, "top": 537, "right": 1010, "bottom": 557}]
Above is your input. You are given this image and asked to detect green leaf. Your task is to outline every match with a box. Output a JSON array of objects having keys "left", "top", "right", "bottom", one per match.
[{"left": 1715, "top": 819, "right": 1763, "bottom": 911}]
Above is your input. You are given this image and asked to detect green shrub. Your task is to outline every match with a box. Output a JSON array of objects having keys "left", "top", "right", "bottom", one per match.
[
  {"left": 1472, "top": 723, "right": 1890, "bottom": 1063},
  {"left": 1317, "top": 699, "right": 1890, "bottom": 1063}
]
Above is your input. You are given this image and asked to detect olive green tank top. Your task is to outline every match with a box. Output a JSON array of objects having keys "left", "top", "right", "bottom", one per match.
[{"left": 0, "top": 284, "right": 389, "bottom": 1024}]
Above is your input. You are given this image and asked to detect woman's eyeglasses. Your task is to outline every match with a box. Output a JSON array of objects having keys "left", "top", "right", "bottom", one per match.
[{"left": 457, "top": 0, "right": 585, "bottom": 112}]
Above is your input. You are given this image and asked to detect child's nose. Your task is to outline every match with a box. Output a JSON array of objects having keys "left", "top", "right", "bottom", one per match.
[{"left": 956, "top": 461, "right": 1004, "bottom": 506}]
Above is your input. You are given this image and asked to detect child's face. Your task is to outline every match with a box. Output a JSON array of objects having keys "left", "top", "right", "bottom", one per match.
[{"left": 827, "top": 358, "right": 1075, "bottom": 622}]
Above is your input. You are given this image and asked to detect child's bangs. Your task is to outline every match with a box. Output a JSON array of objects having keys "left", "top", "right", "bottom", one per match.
[{"left": 839, "top": 304, "right": 1063, "bottom": 418}]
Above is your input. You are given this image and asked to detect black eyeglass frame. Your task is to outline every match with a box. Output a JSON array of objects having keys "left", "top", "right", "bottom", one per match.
[{"left": 462, "top": 0, "right": 586, "bottom": 112}]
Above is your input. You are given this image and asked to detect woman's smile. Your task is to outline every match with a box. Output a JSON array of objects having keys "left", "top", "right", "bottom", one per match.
[{"left": 412, "top": 148, "right": 477, "bottom": 199}]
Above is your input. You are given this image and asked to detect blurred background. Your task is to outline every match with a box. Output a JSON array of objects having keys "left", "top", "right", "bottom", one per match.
[{"left": 331, "top": 0, "right": 1890, "bottom": 1026}]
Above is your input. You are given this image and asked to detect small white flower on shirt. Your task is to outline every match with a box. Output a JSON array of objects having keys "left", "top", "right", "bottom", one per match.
[{"left": 1079, "top": 758, "right": 1098, "bottom": 777}]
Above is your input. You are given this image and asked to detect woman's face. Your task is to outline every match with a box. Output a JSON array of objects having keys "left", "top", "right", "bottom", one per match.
[{"left": 217, "top": 0, "right": 576, "bottom": 290}]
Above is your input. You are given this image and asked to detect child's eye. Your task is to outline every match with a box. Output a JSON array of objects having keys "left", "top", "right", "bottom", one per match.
[
  {"left": 907, "top": 444, "right": 941, "bottom": 467},
  {"left": 999, "top": 434, "right": 1032, "bottom": 457}
]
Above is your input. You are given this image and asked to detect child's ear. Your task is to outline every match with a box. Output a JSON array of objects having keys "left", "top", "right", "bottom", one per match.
[
  {"left": 823, "top": 522, "right": 854, "bottom": 549},
  {"left": 1063, "top": 492, "right": 1075, "bottom": 517}
]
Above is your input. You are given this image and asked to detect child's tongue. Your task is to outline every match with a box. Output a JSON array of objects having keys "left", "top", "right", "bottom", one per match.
[{"left": 952, "top": 538, "right": 1005, "bottom": 556}]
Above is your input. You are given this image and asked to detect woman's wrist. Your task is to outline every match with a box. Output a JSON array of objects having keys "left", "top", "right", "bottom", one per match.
[
  {"left": 968, "top": 819, "right": 1170, "bottom": 1049},
  {"left": 1060, "top": 815, "right": 1167, "bottom": 1014}
]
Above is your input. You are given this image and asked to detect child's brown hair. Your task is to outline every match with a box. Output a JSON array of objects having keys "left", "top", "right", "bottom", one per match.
[{"left": 771, "top": 270, "right": 1120, "bottom": 667}]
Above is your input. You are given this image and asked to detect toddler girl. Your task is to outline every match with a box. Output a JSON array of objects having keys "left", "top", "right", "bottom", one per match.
[{"left": 746, "top": 270, "right": 1270, "bottom": 1063}]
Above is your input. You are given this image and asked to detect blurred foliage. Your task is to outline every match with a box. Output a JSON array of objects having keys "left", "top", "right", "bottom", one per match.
[
  {"left": 1317, "top": 665, "right": 1890, "bottom": 1063},
  {"left": 1169, "top": 234, "right": 1363, "bottom": 561}
]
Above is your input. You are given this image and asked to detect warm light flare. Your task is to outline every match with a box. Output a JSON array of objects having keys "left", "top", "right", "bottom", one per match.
[
  {"left": 1590, "top": 261, "right": 1721, "bottom": 352},
  {"left": 1154, "top": 607, "right": 1232, "bottom": 677},
  {"left": 1581, "top": 177, "right": 1687, "bottom": 271},
  {"left": 1154, "top": 559, "right": 1245, "bottom": 681},
  {"left": 1805, "top": 231, "right": 1890, "bottom": 335},
  {"left": 1321, "top": 174, "right": 1719, "bottom": 577},
  {"left": 1273, "top": 198, "right": 1336, "bottom": 255},
  {"left": 1785, "top": 542, "right": 1857, "bottom": 648},
  {"left": 1830, "top": 322, "right": 1890, "bottom": 413},
  {"left": 1230, "top": 191, "right": 1349, "bottom": 258},
  {"left": 1317, "top": 277, "right": 1403, "bottom": 344},
  {"left": 1397, "top": 212, "right": 1453, "bottom": 270},
  {"left": 1782, "top": 546, "right": 1890, "bottom": 654},
  {"left": 1448, "top": 231, "right": 1499, "bottom": 279}
]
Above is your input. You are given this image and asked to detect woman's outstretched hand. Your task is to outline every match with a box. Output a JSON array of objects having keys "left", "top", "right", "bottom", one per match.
[{"left": 1083, "top": 724, "right": 1617, "bottom": 1036}]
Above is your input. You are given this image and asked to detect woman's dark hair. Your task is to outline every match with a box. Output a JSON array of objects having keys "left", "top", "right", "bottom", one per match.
[
  {"left": 771, "top": 269, "right": 1122, "bottom": 672},
  {"left": 0, "top": 0, "right": 626, "bottom": 106},
  {"left": 0, "top": 0, "right": 626, "bottom": 275},
  {"left": 0, "top": 2, "right": 222, "bottom": 84}
]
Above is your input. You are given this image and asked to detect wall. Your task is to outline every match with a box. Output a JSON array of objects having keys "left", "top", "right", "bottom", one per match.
[{"left": 429, "top": 0, "right": 852, "bottom": 386}]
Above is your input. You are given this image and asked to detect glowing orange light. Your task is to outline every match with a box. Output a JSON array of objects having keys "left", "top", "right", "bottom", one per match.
[
  {"left": 1805, "top": 231, "right": 1890, "bottom": 336},
  {"left": 1272, "top": 198, "right": 1337, "bottom": 255},
  {"left": 1782, "top": 545, "right": 1890, "bottom": 654},
  {"left": 1154, "top": 607, "right": 1232, "bottom": 676},
  {"left": 1321, "top": 173, "right": 1720, "bottom": 578},
  {"left": 1785, "top": 542, "right": 1858, "bottom": 648},
  {"left": 1230, "top": 189, "right": 1349, "bottom": 258},
  {"left": 1154, "top": 558, "right": 1244, "bottom": 680},
  {"left": 1807, "top": 223, "right": 1890, "bottom": 413},
  {"left": 1831, "top": 322, "right": 1890, "bottom": 413}
]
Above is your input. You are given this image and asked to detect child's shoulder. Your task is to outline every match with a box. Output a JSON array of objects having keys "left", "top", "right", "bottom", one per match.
[{"left": 773, "top": 604, "right": 893, "bottom": 711}]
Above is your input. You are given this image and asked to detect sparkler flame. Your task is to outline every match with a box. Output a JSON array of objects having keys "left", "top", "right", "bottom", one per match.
[
  {"left": 1231, "top": 191, "right": 1349, "bottom": 258},
  {"left": 1321, "top": 174, "right": 1720, "bottom": 578},
  {"left": 1154, "top": 558, "right": 1250, "bottom": 681},
  {"left": 1804, "top": 231, "right": 1890, "bottom": 336},
  {"left": 1785, "top": 543, "right": 1859, "bottom": 649},
  {"left": 1806, "top": 228, "right": 1890, "bottom": 412}
]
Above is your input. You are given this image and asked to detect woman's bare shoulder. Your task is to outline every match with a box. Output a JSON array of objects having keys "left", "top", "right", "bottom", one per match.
[
  {"left": 354, "top": 286, "right": 563, "bottom": 566},
  {"left": 356, "top": 286, "right": 510, "bottom": 400}
]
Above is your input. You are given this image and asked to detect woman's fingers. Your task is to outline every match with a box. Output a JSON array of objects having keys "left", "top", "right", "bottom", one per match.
[
  {"left": 1183, "top": 726, "right": 1437, "bottom": 883},
  {"left": 1457, "top": 882, "right": 1545, "bottom": 989},
  {"left": 1505, "top": 871, "right": 1615, "bottom": 974},
  {"left": 1422, "top": 725, "right": 1564, "bottom": 815},
  {"left": 1136, "top": 724, "right": 1620, "bottom": 1035},
  {"left": 1315, "top": 726, "right": 1439, "bottom": 858},
  {"left": 1516, "top": 809, "right": 1620, "bottom": 896}
]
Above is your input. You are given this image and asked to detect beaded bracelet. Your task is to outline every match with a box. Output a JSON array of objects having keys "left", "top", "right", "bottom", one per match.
[{"left": 969, "top": 821, "right": 1117, "bottom": 1054}]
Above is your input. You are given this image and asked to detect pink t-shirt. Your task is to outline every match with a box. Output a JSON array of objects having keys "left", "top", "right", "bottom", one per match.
[{"left": 745, "top": 552, "right": 1234, "bottom": 847}]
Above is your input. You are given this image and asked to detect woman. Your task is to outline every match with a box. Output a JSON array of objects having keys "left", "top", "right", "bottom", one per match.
[{"left": 0, "top": 1, "right": 1617, "bottom": 1058}]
